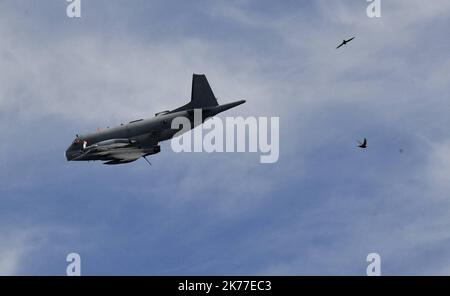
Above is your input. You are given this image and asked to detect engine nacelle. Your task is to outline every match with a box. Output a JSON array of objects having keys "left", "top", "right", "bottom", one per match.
[
  {"left": 146, "top": 145, "right": 161, "bottom": 155},
  {"left": 85, "top": 139, "right": 134, "bottom": 150},
  {"left": 97, "top": 139, "right": 132, "bottom": 146}
]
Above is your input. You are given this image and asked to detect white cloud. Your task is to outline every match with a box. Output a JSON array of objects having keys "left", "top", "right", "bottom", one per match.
[
  {"left": 0, "top": 19, "right": 275, "bottom": 127},
  {"left": 0, "top": 240, "right": 25, "bottom": 275},
  {"left": 1, "top": 0, "right": 450, "bottom": 275},
  {"left": 426, "top": 140, "right": 450, "bottom": 197},
  {"left": 0, "top": 229, "right": 40, "bottom": 275}
]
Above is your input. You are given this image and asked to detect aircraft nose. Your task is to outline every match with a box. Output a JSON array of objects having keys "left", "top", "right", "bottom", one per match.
[
  {"left": 65, "top": 150, "right": 71, "bottom": 161},
  {"left": 65, "top": 150, "right": 77, "bottom": 161}
]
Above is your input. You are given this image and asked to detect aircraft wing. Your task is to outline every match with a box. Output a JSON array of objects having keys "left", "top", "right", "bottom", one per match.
[
  {"left": 101, "top": 138, "right": 161, "bottom": 164},
  {"left": 103, "top": 149, "right": 145, "bottom": 164},
  {"left": 132, "top": 132, "right": 160, "bottom": 150},
  {"left": 73, "top": 134, "right": 161, "bottom": 164}
]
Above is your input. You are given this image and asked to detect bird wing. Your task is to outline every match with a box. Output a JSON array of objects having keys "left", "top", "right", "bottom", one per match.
[
  {"left": 336, "top": 41, "right": 345, "bottom": 49},
  {"left": 357, "top": 138, "right": 367, "bottom": 147},
  {"left": 347, "top": 37, "right": 355, "bottom": 42}
]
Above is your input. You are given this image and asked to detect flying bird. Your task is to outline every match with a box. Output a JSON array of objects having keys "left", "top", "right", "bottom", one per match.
[
  {"left": 336, "top": 37, "right": 355, "bottom": 49},
  {"left": 357, "top": 138, "right": 367, "bottom": 149}
]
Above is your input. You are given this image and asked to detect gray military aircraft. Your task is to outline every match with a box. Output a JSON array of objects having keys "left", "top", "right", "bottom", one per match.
[{"left": 65, "top": 74, "right": 246, "bottom": 165}]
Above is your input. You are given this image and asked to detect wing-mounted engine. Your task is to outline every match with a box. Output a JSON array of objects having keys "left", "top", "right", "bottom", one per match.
[
  {"left": 144, "top": 145, "right": 161, "bottom": 156},
  {"left": 102, "top": 145, "right": 161, "bottom": 165},
  {"left": 85, "top": 139, "right": 135, "bottom": 150}
]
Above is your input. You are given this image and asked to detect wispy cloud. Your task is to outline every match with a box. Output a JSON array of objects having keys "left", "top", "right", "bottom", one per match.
[{"left": 0, "top": 0, "right": 450, "bottom": 275}]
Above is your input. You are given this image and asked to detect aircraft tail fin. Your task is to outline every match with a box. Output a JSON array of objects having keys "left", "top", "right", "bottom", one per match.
[
  {"left": 170, "top": 74, "right": 218, "bottom": 113},
  {"left": 190, "top": 74, "right": 219, "bottom": 108}
]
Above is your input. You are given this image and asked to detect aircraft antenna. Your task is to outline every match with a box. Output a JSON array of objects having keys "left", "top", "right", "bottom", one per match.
[{"left": 143, "top": 156, "right": 152, "bottom": 166}]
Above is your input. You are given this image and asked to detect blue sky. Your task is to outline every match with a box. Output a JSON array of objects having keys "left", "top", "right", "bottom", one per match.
[{"left": 1, "top": 0, "right": 450, "bottom": 275}]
